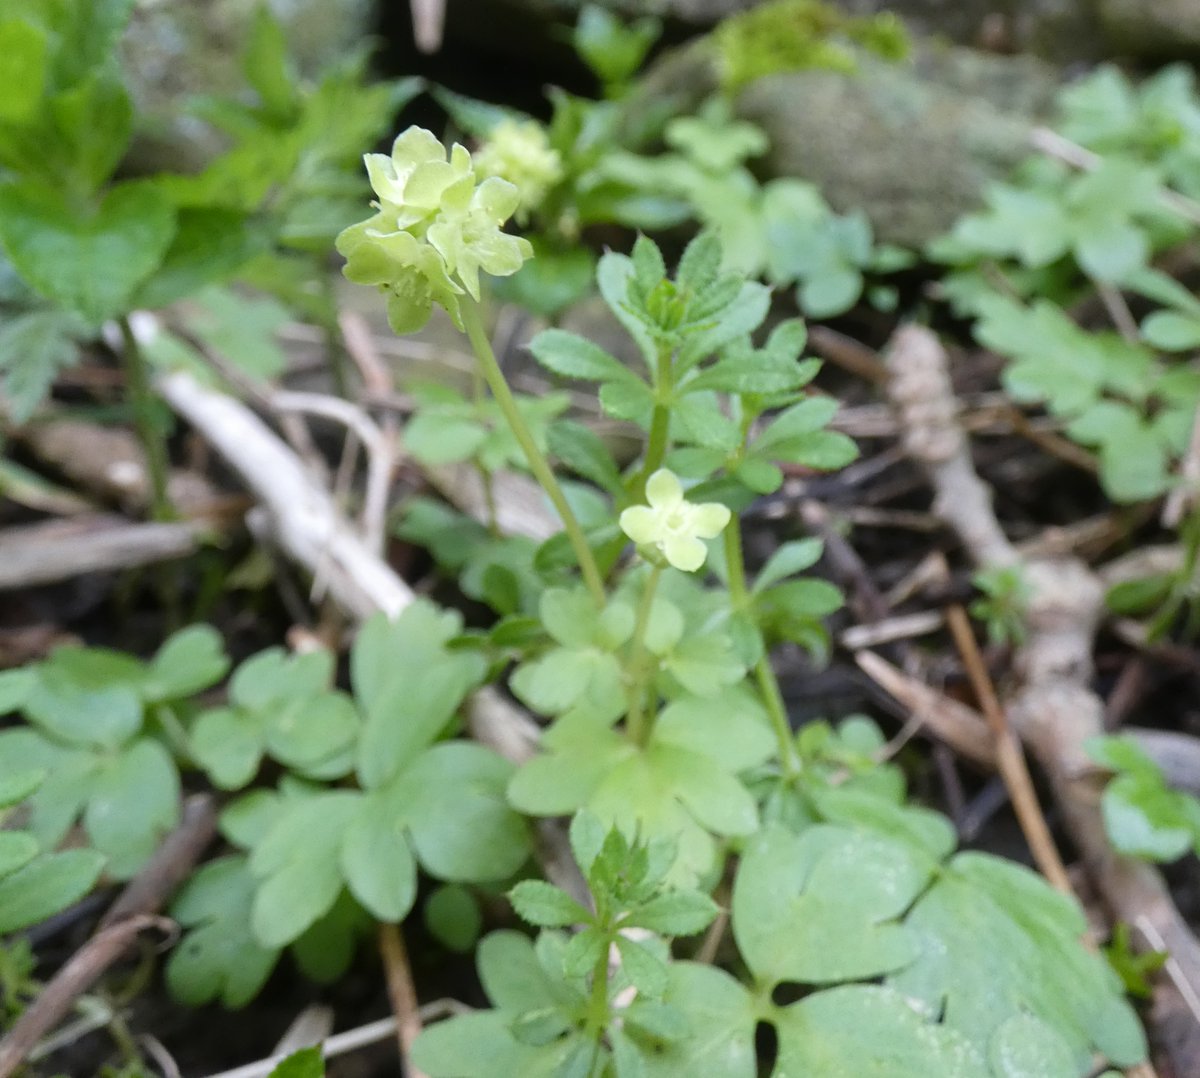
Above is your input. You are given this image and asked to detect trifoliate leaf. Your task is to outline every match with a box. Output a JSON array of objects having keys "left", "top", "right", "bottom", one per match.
[
  {"left": 733, "top": 825, "right": 927, "bottom": 985},
  {"left": 167, "top": 855, "right": 280, "bottom": 1008},
  {"left": 887, "top": 852, "right": 1147, "bottom": 1068}
]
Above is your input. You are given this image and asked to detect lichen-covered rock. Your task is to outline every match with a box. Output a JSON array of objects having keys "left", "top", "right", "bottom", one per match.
[{"left": 736, "top": 45, "right": 1059, "bottom": 247}]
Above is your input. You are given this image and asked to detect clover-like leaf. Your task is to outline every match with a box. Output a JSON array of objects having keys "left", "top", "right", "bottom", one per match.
[
  {"left": 733, "top": 824, "right": 927, "bottom": 985},
  {"left": 773, "top": 985, "right": 987, "bottom": 1077},
  {"left": 887, "top": 852, "right": 1147, "bottom": 1068},
  {"left": 167, "top": 855, "right": 281, "bottom": 1008}
]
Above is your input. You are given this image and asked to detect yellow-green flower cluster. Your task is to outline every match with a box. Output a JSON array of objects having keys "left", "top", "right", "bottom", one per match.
[
  {"left": 336, "top": 127, "right": 533, "bottom": 333},
  {"left": 620, "top": 469, "right": 731, "bottom": 572},
  {"left": 473, "top": 119, "right": 564, "bottom": 224}
]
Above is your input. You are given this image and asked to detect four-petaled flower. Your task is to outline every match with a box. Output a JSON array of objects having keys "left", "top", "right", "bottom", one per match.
[
  {"left": 336, "top": 126, "right": 533, "bottom": 334},
  {"left": 619, "top": 469, "right": 731, "bottom": 572}
]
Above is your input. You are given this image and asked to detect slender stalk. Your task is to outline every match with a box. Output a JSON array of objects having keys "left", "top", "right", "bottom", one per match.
[
  {"left": 460, "top": 298, "right": 607, "bottom": 607},
  {"left": 583, "top": 945, "right": 611, "bottom": 1042},
  {"left": 944, "top": 603, "right": 1072, "bottom": 895},
  {"left": 624, "top": 564, "right": 663, "bottom": 746},
  {"left": 639, "top": 344, "right": 674, "bottom": 492},
  {"left": 118, "top": 317, "right": 172, "bottom": 522},
  {"left": 724, "top": 520, "right": 800, "bottom": 778}
]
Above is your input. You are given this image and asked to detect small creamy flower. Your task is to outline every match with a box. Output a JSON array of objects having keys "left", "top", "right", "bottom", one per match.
[
  {"left": 474, "top": 119, "right": 563, "bottom": 223},
  {"left": 619, "top": 469, "right": 731, "bottom": 572},
  {"left": 337, "top": 125, "right": 533, "bottom": 332}
]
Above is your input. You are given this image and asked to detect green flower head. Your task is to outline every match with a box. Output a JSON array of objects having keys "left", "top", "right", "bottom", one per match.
[
  {"left": 336, "top": 126, "right": 533, "bottom": 333},
  {"left": 620, "top": 469, "right": 732, "bottom": 572},
  {"left": 473, "top": 119, "right": 564, "bottom": 223}
]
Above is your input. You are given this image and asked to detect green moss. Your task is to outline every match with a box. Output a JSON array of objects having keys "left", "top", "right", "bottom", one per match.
[{"left": 713, "top": 0, "right": 909, "bottom": 94}]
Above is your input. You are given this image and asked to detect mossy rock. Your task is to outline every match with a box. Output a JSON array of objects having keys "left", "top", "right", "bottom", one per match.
[{"left": 737, "top": 44, "right": 1059, "bottom": 247}]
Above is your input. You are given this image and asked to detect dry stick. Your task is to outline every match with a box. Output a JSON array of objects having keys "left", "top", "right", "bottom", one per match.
[
  {"left": 944, "top": 603, "right": 1072, "bottom": 894},
  {"left": 0, "top": 796, "right": 217, "bottom": 1076},
  {"left": 378, "top": 923, "right": 429, "bottom": 1078},
  {"left": 1031, "top": 127, "right": 1200, "bottom": 227},
  {"left": 201, "top": 1002, "right": 468, "bottom": 1078},
  {"left": 157, "top": 370, "right": 588, "bottom": 906},
  {"left": 0, "top": 515, "right": 200, "bottom": 590},
  {"left": 0, "top": 917, "right": 173, "bottom": 1078},
  {"left": 98, "top": 795, "right": 217, "bottom": 931},
  {"left": 885, "top": 324, "right": 1190, "bottom": 1076}
]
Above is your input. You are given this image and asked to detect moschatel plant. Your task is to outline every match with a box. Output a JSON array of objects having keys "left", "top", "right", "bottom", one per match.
[
  {"left": 325, "top": 125, "right": 1149, "bottom": 1075},
  {"left": 0, "top": 112, "right": 1153, "bottom": 1073}
]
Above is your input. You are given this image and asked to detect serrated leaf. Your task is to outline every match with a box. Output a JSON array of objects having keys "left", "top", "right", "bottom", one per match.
[
  {"left": 615, "top": 935, "right": 669, "bottom": 998},
  {"left": 0, "top": 180, "right": 175, "bottom": 323},
  {"left": 510, "top": 880, "right": 591, "bottom": 929},
  {"left": 134, "top": 208, "right": 267, "bottom": 310},
  {"left": 548, "top": 420, "right": 624, "bottom": 495},
  {"left": 753, "top": 538, "right": 824, "bottom": 593},
  {"left": 530, "top": 329, "right": 637, "bottom": 384},
  {"left": 624, "top": 891, "right": 719, "bottom": 936},
  {"left": 244, "top": 5, "right": 299, "bottom": 120},
  {"left": 0, "top": 302, "right": 83, "bottom": 421}
]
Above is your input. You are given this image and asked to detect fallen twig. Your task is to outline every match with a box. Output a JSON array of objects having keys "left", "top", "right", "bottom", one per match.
[
  {"left": 944, "top": 602, "right": 1072, "bottom": 893},
  {"left": 0, "top": 916, "right": 173, "bottom": 1078},
  {"left": 0, "top": 515, "right": 200, "bottom": 590},
  {"left": 157, "top": 369, "right": 588, "bottom": 903},
  {"left": 885, "top": 322, "right": 1196, "bottom": 1075},
  {"left": 378, "top": 923, "right": 428, "bottom": 1078}
]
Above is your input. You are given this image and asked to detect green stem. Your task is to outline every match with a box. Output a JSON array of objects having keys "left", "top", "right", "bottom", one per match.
[
  {"left": 723, "top": 519, "right": 800, "bottom": 778},
  {"left": 584, "top": 944, "right": 611, "bottom": 1041},
  {"left": 119, "top": 317, "right": 172, "bottom": 522},
  {"left": 460, "top": 298, "right": 607, "bottom": 607},
  {"left": 638, "top": 344, "right": 674, "bottom": 493},
  {"left": 624, "top": 564, "right": 663, "bottom": 747}
]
